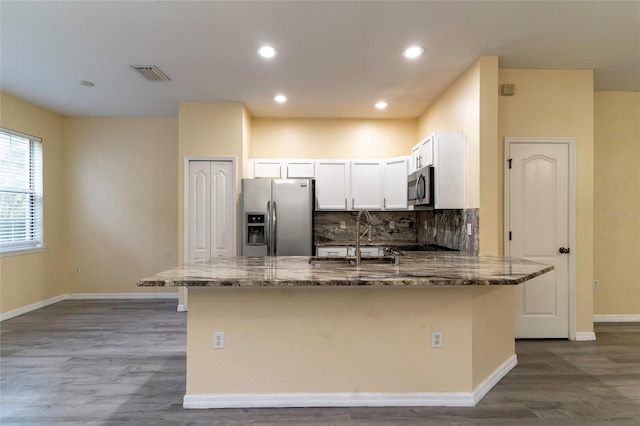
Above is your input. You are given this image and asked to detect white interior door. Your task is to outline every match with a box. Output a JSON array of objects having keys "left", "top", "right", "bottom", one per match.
[
  {"left": 188, "top": 160, "right": 235, "bottom": 260},
  {"left": 188, "top": 162, "right": 212, "bottom": 261},
  {"left": 508, "top": 142, "right": 570, "bottom": 338}
]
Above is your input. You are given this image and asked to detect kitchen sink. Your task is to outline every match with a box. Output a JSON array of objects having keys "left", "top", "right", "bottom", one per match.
[{"left": 308, "top": 256, "right": 398, "bottom": 266}]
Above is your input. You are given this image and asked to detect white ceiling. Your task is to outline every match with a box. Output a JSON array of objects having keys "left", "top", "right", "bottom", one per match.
[{"left": 1, "top": 1, "right": 638, "bottom": 119}]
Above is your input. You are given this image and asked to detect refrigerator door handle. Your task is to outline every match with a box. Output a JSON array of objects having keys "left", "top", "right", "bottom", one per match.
[
  {"left": 273, "top": 201, "right": 277, "bottom": 256},
  {"left": 266, "top": 201, "right": 271, "bottom": 256}
]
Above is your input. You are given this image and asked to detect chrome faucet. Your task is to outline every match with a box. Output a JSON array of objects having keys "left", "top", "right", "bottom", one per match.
[{"left": 355, "top": 210, "right": 372, "bottom": 266}]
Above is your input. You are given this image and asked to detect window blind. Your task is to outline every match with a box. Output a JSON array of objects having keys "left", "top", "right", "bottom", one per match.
[{"left": 0, "top": 129, "right": 43, "bottom": 252}]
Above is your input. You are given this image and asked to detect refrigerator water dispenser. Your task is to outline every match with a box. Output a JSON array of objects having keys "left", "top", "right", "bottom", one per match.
[{"left": 246, "top": 213, "right": 266, "bottom": 245}]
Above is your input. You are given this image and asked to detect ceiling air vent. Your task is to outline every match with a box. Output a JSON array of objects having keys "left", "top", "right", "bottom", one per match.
[{"left": 130, "top": 65, "right": 171, "bottom": 81}]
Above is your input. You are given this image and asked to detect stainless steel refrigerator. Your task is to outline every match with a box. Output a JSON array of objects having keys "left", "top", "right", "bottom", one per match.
[{"left": 241, "top": 179, "right": 314, "bottom": 256}]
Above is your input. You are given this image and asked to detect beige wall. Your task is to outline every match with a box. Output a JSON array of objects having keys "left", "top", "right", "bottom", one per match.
[
  {"left": 498, "top": 69, "right": 595, "bottom": 333},
  {"left": 593, "top": 92, "right": 640, "bottom": 315},
  {"left": 250, "top": 118, "right": 417, "bottom": 159},
  {"left": 472, "top": 286, "right": 514, "bottom": 387},
  {"left": 0, "top": 93, "right": 66, "bottom": 314},
  {"left": 64, "top": 117, "right": 178, "bottom": 294},
  {"left": 187, "top": 286, "right": 515, "bottom": 395},
  {"left": 417, "top": 57, "right": 499, "bottom": 254}
]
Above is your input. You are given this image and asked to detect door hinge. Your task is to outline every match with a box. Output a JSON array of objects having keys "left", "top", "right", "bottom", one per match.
[
  {"left": 509, "top": 231, "right": 512, "bottom": 241},
  {"left": 508, "top": 159, "right": 512, "bottom": 169}
]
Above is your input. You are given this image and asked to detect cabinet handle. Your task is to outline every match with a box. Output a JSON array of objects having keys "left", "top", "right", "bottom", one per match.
[
  {"left": 345, "top": 197, "right": 347, "bottom": 209},
  {"left": 352, "top": 198, "right": 355, "bottom": 209},
  {"left": 383, "top": 197, "right": 386, "bottom": 209}
]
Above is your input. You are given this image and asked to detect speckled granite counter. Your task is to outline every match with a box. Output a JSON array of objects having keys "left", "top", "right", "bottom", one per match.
[{"left": 137, "top": 252, "right": 552, "bottom": 288}]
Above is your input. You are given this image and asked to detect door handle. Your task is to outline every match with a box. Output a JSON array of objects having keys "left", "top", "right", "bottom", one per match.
[
  {"left": 266, "top": 201, "right": 271, "bottom": 255},
  {"left": 559, "top": 247, "right": 570, "bottom": 254},
  {"left": 273, "top": 201, "right": 277, "bottom": 256}
]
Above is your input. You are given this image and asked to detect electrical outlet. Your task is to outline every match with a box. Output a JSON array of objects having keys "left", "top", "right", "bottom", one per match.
[
  {"left": 466, "top": 223, "right": 472, "bottom": 236},
  {"left": 340, "top": 221, "right": 346, "bottom": 229},
  {"left": 424, "top": 222, "right": 428, "bottom": 230},
  {"left": 593, "top": 280, "right": 599, "bottom": 290},
  {"left": 213, "top": 331, "right": 225, "bottom": 349},
  {"left": 74, "top": 266, "right": 80, "bottom": 275},
  {"left": 389, "top": 220, "right": 395, "bottom": 229},
  {"left": 431, "top": 331, "right": 443, "bottom": 348}
]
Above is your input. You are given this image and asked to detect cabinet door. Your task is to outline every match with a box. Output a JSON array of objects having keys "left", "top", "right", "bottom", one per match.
[
  {"left": 252, "top": 159, "right": 283, "bottom": 178},
  {"left": 347, "top": 247, "right": 381, "bottom": 257},
  {"left": 316, "top": 161, "right": 349, "bottom": 210},
  {"left": 350, "top": 160, "right": 383, "bottom": 210},
  {"left": 317, "top": 247, "right": 348, "bottom": 257},
  {"left": 286, "top": 160, "right": 315, "bottom": 178},
  {"left": 383, "top": 157, "right": 408, "bottom": 210},
  {"left": 421, "top": 137, "right": 434, "bottom": 167},
  {"left": 410, "top": 144, "right": 422, "bottom": 172}
]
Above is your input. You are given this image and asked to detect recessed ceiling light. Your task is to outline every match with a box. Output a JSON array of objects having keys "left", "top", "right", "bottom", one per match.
[
  {"left": 274, "top": 94, "right": 287, "bottom": 103},
  {"left": 374, "top": 101, "right": 388, "bottom": 110},
  {"left": 403, "top": 45, "right": 425, "bottom": 59},
  {"left": 258, "top": 45, "right": 278, "bottom": 58},
  {"left": 79, "top": 80, "right": 95, "bottom": 87}
]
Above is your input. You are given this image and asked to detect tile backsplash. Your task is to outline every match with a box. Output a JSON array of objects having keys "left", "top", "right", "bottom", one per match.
[
  {"left": 314, "top": 211, "right": 417, "bottom": 244},
  {"left": 416, "top": 209, "right": 479, "bottom": 255},
  {"left": 314, "top": 208, "right": 478, "bottom": 255}
]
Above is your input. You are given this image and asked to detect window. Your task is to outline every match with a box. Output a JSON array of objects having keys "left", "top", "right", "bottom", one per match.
[{"left": 0, "top": 128, "right": 43, "bottom": 254}]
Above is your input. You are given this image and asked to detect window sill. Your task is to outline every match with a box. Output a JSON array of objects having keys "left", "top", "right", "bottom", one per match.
[{"left": 0, "top": 246, "right": 47, "bottom": 258}]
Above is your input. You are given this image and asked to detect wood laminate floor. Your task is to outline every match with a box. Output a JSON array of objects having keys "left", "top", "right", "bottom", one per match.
[{"left": 1, "top": 300, "right": 638, "bottom": 425}]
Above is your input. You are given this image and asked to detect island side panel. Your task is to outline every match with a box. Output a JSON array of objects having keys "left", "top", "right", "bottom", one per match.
[
  {"left": 186, "top": 287, "right": 475, "bottom": 395},
  {"left": 471, "top": 286, "right": 516, "bottom": 389}
]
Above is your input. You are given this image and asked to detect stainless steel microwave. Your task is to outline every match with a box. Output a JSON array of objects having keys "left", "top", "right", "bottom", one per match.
[{"left": 408, "top": 166, "right": 433, "bottom": 207}]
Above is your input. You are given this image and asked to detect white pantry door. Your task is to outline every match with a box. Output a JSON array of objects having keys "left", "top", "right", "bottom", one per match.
[
  {"left": 508, "top": 142, "right": 570, "bottom": 338},
  {"left": 188, "top": 161, "right": 234, "bottom": 260}
]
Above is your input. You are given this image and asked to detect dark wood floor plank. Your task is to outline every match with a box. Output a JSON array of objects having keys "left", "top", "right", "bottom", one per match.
[{"left": 1, "top": 300, "right": 638, "bottom": 425}]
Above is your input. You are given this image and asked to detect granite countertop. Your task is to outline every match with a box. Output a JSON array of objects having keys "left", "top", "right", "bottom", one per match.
[{"left": 137, "top": 252, "right": 553, "bottom": 288}]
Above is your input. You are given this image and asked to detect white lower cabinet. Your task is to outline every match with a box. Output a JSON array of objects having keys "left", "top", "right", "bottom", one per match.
[
  {"left": 316, "top": 247, "right": 348, "bottom": 257},
  {"left": 317, "top": 246, "right": 384, "bottom": 257}
]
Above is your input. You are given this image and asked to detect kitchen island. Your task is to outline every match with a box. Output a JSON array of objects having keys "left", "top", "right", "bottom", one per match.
[{"left": 139, "top": 252, "right": 552, "bottom": 408}]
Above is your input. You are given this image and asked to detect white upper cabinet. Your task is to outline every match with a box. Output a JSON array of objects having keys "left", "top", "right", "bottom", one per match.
[
  {"left": 431, "top": 131, "right": 465, "bottom": 209},
  {"left": 410, "top": 144, "right": 422, "bottom": 173},
  {"left": 285, "top": 160, "right": 315, "bottom": 178},
  {"left": 250, "top": 159, "right": 283, "bottom": 178},
  {"left": 383, "top": 157, "right": 408, "bottom": 210},
  {"left": 315, "top": 160, "right": 349, "bottom": 210},
  {"left": 410, "top": 136, "right": 434, "bottom": 172},
  {"left": 350, "top": 160, "right": 383, "bottom": 210}
]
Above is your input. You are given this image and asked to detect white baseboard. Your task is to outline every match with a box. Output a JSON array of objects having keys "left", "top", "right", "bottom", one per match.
[
  {"left": 65, "top": 293, "right": 178, "bottom": 300},
  {"left": 473, "top": 354, "right": 518, "bottom": 404},
  {"left": 594, "top": 314, "right": 640, "bottom": 323},
  {"left": 0, "top": 295, "right": 65, "bottom": 322},
  {"left": 574, "top": 331, "right": 597, "bottom": 341},
  {"left": 183, "top": 354, "right": 518, "bottom": 409},
  {"left": 1, "top": 292, "right": 179, "bottom": 322}
]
